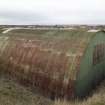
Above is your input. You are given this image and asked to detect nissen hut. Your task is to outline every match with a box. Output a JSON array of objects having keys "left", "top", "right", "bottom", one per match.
[{"left": 0, "top": 29, "right": 105, "bottom": 99}]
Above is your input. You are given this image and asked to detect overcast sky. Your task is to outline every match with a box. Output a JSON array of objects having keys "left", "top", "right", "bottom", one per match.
[{"left": 0, "top": 0, "right": 105, "bottom": 25}]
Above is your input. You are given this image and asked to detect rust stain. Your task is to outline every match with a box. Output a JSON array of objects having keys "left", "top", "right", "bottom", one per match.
[{"left": 1, "top": 38, "right": 82, "bottom": 99}]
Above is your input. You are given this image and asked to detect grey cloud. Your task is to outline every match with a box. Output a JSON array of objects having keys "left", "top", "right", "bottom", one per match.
[
  {"left": 0, "top": 10, "right": 47, "bottom": 21},
  {"left": 0, "top": 0, "right": 105, "bottom": 25}
]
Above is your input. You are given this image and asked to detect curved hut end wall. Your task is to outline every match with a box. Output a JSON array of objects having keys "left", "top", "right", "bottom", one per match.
[{"left": 75, "top": 32, "right": 105, "bottom": 98}]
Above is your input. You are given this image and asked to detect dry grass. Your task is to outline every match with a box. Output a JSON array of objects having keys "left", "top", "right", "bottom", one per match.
[
  {"left": 54, "top": 80, "right": 105, "bottom": 105},
  {"left": 0, "top": 74, "right": 53, "bottom": 105},
  {"left": 0, "top": 73, "right": 105, "bottom": 105},
  {"left": 0, "top": 28, "right": 4, "bottom": 33}
]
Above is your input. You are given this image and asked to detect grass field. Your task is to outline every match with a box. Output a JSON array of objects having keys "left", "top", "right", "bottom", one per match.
[
  {"left": 0, "top": 74, "right": 105, "bottom": 105},
  {"left": 0, "top": 73, "right": 53, "bottom": 105},
  {"left": 0, "top": 28, "right": 4, "bottom": 33}
]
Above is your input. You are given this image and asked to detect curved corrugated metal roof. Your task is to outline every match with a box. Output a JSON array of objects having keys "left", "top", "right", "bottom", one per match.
[{"left": 0, "top": 29, "right": 102, "bottom": 98}]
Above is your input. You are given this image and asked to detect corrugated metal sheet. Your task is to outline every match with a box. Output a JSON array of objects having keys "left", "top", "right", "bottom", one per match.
[{"left": 0, "top": 29, "right": 99, "bottom": 99}]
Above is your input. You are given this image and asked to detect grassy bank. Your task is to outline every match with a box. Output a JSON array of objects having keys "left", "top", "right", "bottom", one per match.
[
  {"left": 0, "top": 74, "right": 105, "bottom": 105},
  {"left": 54, "top": 80, "right": 105, "bottom": 105},
  {"left": 0, "top": 75, "right": 52, "bottom": 105}
]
